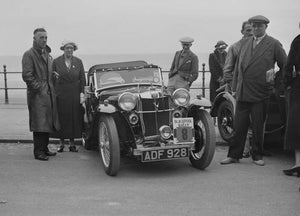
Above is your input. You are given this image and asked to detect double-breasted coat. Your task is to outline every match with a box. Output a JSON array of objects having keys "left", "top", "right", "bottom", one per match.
[
  {"left": 22, "top": 44, "right": 60, "bottom": 133},
  {"left": 233, "top": 35, "right": 287, "bottom": 102},
  {"left": 52, "top": 55, "right": 86, "bottom": 139}
]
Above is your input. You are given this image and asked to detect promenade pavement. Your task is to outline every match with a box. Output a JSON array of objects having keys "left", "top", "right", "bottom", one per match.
[
  {"left": 0, "top": 103, "right": 32, "bottom": 142},
  {"left": 0, "top": 102, "right": 225, "bottom": 144}
]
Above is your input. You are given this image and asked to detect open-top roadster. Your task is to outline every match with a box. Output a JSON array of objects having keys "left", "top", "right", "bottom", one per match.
[{"left": 82, "top": 61, "right": 216, "bottom": 176}]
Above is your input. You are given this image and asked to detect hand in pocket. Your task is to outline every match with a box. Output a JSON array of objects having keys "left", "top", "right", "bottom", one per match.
[{"left": 266, "top": 68, "right": 275, "bottom": 84}]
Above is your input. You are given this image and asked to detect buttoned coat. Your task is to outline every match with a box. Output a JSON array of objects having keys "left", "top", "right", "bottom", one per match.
[
  {"left": 22, "top": 45, "right": 60, "bottom": 132},
  {"left": 233, "top": 35, "right": 287, "bottom": 102},
  {"left": 169, "top": 50, "right": 199, "bottom": 84},
  {"left": 284, "top": 34, "right": 300, "bottom": 150},
  {"left": 51, "top": 55, "right": 86, "bottom": 139}
]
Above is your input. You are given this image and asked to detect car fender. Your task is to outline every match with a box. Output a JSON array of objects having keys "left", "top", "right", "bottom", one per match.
[
  {"left": 189, "top": 97, "right": 211, "bottom": 108},
  {"left": 97, "top": 104, "right": 118, "bottom": 113},
  {"left": 210, "top": 92, "right": 236, "bottom": 117}
]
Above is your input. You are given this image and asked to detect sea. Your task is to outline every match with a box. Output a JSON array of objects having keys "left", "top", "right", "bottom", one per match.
[{"left": 0, "top": 53, "right": 211, "bottom": 104}]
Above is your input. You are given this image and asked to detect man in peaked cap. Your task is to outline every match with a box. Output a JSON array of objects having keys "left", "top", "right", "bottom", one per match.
[
  {"left": 221, "top": 15, "right": 287, "bottom": 166},
  {"left": 167, "top": 37, "right": 199, "bottom": 94}
]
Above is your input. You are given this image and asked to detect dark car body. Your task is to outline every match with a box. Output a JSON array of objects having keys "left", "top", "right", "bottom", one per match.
[{"left": 82, "top": 61, "right": 216, "bottom": 176}]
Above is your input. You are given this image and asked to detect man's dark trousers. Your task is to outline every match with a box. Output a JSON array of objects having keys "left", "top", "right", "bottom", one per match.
[
  {"left": 33, "top": 132, "right": 50, "bottom": 156},
  {"left": 228, "top": 99, "right": 268, "bottom": 160}
]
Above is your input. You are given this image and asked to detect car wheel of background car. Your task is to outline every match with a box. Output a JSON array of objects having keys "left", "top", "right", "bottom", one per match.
[
  {"left": 217, "top": 100, "right": 234, "bottom": 142},
  {"left": 98, "top": 115, "right": 120, "bottom": 176},
  {"left": 189, "top": 109, "right": 216, "bottom": 170}
]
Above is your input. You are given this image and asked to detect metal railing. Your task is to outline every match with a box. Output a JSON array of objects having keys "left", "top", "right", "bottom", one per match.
[{"left": 0, "top": 64, "right": 209, "bottom": 104}]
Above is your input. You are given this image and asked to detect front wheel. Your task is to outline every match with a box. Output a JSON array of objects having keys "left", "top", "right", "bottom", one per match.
[
  {"left": 98, "top": 114, "right": 120, "bottom": 176},
  {"left": 189, "top": 109, "right": 216, "bottom": 169}
]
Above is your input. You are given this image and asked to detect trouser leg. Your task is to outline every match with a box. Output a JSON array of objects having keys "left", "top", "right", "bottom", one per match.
[
  {"left": 250, "top": 100, "right": 267, "bottom": 160},
  {"left": 43, "top": 133, "right": 50, "bottom": 153},
  {"left": 33, "top": 132, "right": 49, "bottom": 156},
  {"left": 228, "top": 101, "right": 251, "bottom": 159},
  {"left": 295, "top": 150, "right": 300, "bottom": 166}
]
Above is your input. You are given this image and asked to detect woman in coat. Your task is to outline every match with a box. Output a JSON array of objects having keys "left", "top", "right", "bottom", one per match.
[
  {"left": 52, "top": 40, "right": 86, "bottom": 152},
  {"left": 208, "top": 40, "right": 228, "bottom": 102},
  {"left": 283, "top": 32, "right": 300, "bottom": 177}
]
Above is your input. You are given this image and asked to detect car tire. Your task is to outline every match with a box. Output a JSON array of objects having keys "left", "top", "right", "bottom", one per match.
[
  {"left": 98, "top": 114, "right": 120, "bottom": 176},
  {"left": 217, "top": 100, "right": 234, "bottom": 142},
  {"left": 189, "top": 109, "right": 216, "bottom": 170}
]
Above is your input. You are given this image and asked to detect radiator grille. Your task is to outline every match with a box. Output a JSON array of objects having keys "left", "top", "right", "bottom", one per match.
[{"left": 139, "top": 97, "right": 171, "bottom": 136}]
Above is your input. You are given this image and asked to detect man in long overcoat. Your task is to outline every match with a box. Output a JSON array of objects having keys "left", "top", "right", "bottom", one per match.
[
  {"left": 221, "top": 15, "right": 287, "bottom": 166},
  {"left": 22, "top": 28, "right": 60, "bottom": 161},
  {"left": 167, "top": 37, "right": 199, "bottom": 94}
]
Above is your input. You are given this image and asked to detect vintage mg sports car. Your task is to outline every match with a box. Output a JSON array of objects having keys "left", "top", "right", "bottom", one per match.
[{"left": 82, "top": 61, "right": 216, "bottom": 176}]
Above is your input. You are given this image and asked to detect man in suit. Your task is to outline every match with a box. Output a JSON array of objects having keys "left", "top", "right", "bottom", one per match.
[
  {"left": 22, "top": 28, "right": 60, "bottom": 161},
  {"left": 220, "top": 15, "right": 287, "bottom": 166},
  {"left": 167, "top": 37, "right": 199, "bottom": 94}
]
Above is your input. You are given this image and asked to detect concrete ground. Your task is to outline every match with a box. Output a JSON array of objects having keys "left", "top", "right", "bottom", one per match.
[
  {"left": 0, "top": 103, "right": 299, "bottom": 216},
  {"left": 0, "top": 143, "right": 299, "bottom": 216}
]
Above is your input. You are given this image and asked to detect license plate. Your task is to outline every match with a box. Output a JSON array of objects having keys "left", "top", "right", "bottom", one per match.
[
  {"left": 173, "top": 117, "right": 195, "bottom": 144},
  {"left": 141, "top": 147, "right": 190, "bottom": 162}
]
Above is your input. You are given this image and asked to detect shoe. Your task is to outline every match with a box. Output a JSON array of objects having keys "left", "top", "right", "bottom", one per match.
[
  {"left": 283, "top": 167, "right": 300, "bottom": 177},
  {"left": 220, "top": 157, "right": 239, "bottom": 165},
  {"left": 253, "top": 159, "right": 265, "bottom": 166},
  {"left": 69, "top": 145, "right": 78, "bottom": 152},
  {"left": 57, "top": 145, "right": 64, "bottom": 153},
  {"left": 45, "top": 151, "right": 56, "bottom": 156},
  {"left": 35, "top": 154, "right": 49, "bottom": 161}
]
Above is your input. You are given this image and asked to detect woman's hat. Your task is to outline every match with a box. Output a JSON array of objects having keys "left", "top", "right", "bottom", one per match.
[
  {"left": 60, "top": 40, "right": 78, "bottom": 51},
  {"left": 215, "top": 40, "right": 228, "bottom": 48}
]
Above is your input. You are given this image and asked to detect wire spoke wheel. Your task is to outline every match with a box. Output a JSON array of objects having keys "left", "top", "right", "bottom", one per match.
[{"left": 98, "top": 115, "right": 120, "bottom": 176}]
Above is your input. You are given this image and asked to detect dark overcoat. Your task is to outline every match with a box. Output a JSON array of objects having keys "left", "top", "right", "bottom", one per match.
[
  {"left": 233, "top": 35, "right": 287, "bottom": 102},
  {"left": 22, "top": 45, "right": 60, "bottom": 132},
  {"left": 284, "top": 34, "right": 300, "bottom": 150},
  {"left": 209, "top": 50, "right": 227, "bottom": 101},
  {"left": 51, "top": 55, "right": 86, "bottom": 139}
]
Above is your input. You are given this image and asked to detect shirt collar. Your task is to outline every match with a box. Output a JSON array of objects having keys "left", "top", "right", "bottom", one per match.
[{"left": 254, "top": 33, "right": 266, "bottom": 42}]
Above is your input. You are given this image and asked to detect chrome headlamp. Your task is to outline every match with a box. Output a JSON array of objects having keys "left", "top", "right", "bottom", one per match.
[
  {"left": 118, "top": 92, "right": 137, "bottom": 111},
  {"left": 172, "top": 88, "right": 190, "bottom": 107}
]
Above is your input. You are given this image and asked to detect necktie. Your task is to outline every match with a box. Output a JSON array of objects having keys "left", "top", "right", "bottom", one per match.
[{"left": 253, "top": 38, "right": 259, "bottom": 49}]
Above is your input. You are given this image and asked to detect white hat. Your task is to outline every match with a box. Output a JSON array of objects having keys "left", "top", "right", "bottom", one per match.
[{"left": 60, "top": 40, "right": 78, "bottom": 51}]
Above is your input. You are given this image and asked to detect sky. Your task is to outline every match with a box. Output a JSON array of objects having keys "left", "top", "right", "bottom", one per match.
[{"left": 0, "top": 0, "right": 299, "bottom": 57}]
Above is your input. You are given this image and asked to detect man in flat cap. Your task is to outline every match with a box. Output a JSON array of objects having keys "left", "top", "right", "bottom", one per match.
[
  {"left": 221, "top": 15, "right": 287, "bottom": 166},
  {"left": 167, "top": 37, "right": 199, "bottom": 94},
  {"left": 22, "top": 28, "right": 60, "bottom": 161}
]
